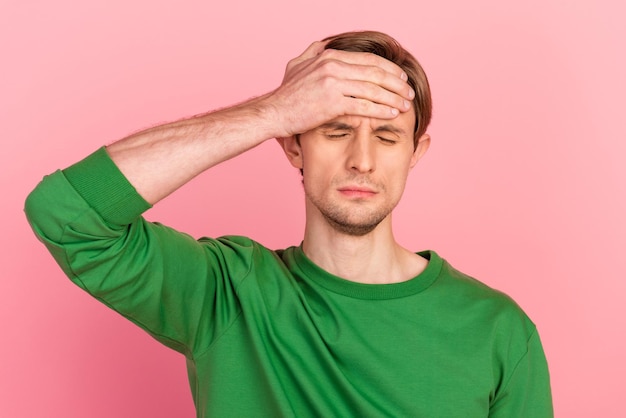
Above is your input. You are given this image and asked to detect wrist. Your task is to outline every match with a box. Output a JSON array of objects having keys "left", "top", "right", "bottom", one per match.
[{"left": 252, "top": 91, "right": 295, "bottom": 139}]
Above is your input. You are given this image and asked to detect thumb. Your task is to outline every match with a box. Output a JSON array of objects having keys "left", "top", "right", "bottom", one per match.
[{"left": 285, "top": 40, "right": 328, "bottom": 72}]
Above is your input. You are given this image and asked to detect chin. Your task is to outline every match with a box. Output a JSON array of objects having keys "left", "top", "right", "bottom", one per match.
[{"left": 322, "top": 211, "right": 389, "bottom": 236}]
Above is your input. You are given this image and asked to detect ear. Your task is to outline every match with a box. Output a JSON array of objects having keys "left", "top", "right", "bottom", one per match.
[
  {"left": 276, "top": 136, "right": 303, "bottom": 169},
  {"left": 409, "top": 133, "right": 431, "bottom": 168}
]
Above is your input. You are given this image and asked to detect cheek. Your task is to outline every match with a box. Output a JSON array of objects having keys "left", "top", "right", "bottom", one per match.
[
  {"left": 301, "top": 159, "right": 331, "bottom": 191},
  {"left": 302, "top": 145, "right": 343, "bottom": 176},
  {"left": 382, "top": 152, "right": 413, "bottom": 173},
  {"left": 383, "top": 159, "right": 413, "bottom": 191}
]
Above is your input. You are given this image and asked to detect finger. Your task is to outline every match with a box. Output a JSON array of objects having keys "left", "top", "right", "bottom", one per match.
[
  {"left": 286, "top": 40, "right": 329, "bottom": 72},
  {"left": 316, "top": 59, "right": 414, "bottom": 101},
  {"left": 339, "top": 96, "right": 403, "bottom": 120},
  {"left": 340, "top": 80, "right": 412, "bottom": 113},
  {"left": 319, "top": 48, "right": 408, "bottom": 82}
]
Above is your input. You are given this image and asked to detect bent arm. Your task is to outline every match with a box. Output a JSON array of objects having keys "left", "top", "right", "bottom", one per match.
[
  {"left": 107, "top": 44, "right": 415, "bottom": 205},
  {"left": 24, "top": 41, "right": 415, "bottom": 354},
  {"left": 489, "top": 329, "right": 553, "bottom": 417},
  {"left": 24, "top": 150, "right": 255, "bottom": 356},
  {"left": 107, "top": 95, "right": 280, "bottom": 204}
]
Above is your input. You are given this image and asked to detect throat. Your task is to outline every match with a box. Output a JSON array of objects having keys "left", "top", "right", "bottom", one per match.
[{"left": 302, "top": 235, "right": 427, "bottom": 285}]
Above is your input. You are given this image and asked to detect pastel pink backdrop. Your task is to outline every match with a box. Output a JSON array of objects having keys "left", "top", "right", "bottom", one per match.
[{"left": 2, "top": 0, "right": 624, "bottom": 416}]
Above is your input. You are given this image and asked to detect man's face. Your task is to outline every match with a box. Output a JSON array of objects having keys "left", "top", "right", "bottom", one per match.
[{"left": 284, "top": 109, "right": 429, "bottom": 236}]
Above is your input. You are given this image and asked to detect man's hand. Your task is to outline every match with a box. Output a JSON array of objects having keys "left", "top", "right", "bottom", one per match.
[
  {"left": 266, "top": 41, "right": 415, "bottom": 138},
  {"left": 106, "top": 38, "right": 415, "bottom": 205}
]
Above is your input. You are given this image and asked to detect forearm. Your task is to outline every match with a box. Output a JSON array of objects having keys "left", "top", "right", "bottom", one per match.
[
  {"left": 107, "top": 94, "right": 279, "bottom": 204},
  {"left": 96, "top": 44, "right": 415, "bottom": 205},
  {"left": 24, "top": 159, "right": 246, "bottom": 356}
]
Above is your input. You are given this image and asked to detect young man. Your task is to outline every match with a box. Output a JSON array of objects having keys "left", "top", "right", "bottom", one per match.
[{"left": 25, "top": 31, "right": 553, "bottom": 417}]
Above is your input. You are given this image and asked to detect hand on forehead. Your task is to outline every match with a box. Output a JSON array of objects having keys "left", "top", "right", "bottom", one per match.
[
  {"left": 298, "top": 39, "right": 409, "bottom": 81},
  {"left": 270, "top": 36, "right": 415, "bottom": 139}
]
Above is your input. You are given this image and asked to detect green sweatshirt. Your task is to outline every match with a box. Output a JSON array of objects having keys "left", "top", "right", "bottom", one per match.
[{"left": 25, "top": 148, "right": 552, "bottom": 417}]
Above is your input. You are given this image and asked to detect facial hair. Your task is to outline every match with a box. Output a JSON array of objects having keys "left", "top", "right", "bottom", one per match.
[{"left": 304, "top": 175, "right": 397, "bottom": 237}]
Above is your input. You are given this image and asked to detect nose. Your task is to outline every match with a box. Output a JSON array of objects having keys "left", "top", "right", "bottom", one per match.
[{"left": 346, "top": 133, "right": 376, "bottom": 174}]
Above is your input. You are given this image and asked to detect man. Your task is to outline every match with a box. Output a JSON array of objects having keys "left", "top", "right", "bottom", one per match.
[{"left": 25, "top": 31, "right": 552, "bottom": 417}]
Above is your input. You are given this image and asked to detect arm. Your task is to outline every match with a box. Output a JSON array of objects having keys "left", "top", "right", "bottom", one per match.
[
  {"left": 489, "top": 329, "right": 554, "bottom": 417},
  {"left": 25, "top": 41, "right": 414, "bottom": 356},
  {"left": 25, "top": 149, "right": 257, "bottom": 357},
  {"left": 108, "top": 42, "right": 415, "bottom": 204}
]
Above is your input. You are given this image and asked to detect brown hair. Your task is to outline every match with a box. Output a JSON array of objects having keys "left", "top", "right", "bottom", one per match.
[{"left": 322, "top": 31, "right": 432, "bottom": 146}]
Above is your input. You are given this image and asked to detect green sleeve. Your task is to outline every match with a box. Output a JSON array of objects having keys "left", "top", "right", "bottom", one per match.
[
  {"left": 24, "top": 147, "right": 251, "bottom": 358},
  {"left": 489, "top": 329, "right": 554, "bottom": 417}
]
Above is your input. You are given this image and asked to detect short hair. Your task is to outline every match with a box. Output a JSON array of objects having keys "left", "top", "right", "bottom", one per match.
[{"left": 322, "top": 31, "right": 432, "bottom": 146}]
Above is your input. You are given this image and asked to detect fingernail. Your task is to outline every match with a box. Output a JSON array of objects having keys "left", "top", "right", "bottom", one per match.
[
  {"left": 408, "top": 88, "right": 415, "bottom": 99},
  {"left": 391, "top": 108, "right": 399, "bottom": 116},
  {"left": 404, "top": 100, "right": 411, "bottom": 110},
  {"left": 401, "top": 72, "right": 408, "bottom": 81}
]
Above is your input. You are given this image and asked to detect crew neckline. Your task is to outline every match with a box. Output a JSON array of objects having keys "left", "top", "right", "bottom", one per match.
[{"left": 291, "top": 246, "right": 442, "bottom": 300}]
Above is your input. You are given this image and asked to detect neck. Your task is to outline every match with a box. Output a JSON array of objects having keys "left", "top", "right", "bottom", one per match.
[{"left": 302, "top": 205, "right": 427, "bottom": 284}]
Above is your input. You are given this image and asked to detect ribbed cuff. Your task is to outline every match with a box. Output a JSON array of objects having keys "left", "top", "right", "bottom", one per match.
[{"left": 63, "top": 147, "right": 151, "bottom": 225}]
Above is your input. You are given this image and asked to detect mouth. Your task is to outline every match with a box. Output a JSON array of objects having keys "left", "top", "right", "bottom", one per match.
[{"left": 337, "top": 185, "right": 378, "bottom": 198}]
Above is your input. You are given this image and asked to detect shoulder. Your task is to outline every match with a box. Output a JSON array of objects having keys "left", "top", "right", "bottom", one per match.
[
  {"left": 197, "top": 235, "right": 276, "bottom": 260},
  {"left": 201, "top": 235, "right": 292, "bottom": 258},
  {"left": 431, "top": 252, "right": 537, "bottom": 336},
  {"left": 197, "top": 235, "right": 288, "bottom": 274}
]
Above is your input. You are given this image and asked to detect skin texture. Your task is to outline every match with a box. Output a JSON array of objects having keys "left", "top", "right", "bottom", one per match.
[
  {"left": 280, "top": 112, "right": 427, "bottom": 236},
  {"left": 278, "top": 110, "right": 430, "bottom": 284},
  {"left": 107, "top": 41, "right": 414, "bottom": 205},
  {"left": 107, "top": 37, "right": 427, "bottom": 284}
]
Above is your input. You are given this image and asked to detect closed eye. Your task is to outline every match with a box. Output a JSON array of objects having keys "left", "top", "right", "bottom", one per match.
[
  {"left": 378, "top": 136, "right": 397, "bottom": 144},
  {"left": 326, "top": 133, "right": 349, "bottom": 139}
]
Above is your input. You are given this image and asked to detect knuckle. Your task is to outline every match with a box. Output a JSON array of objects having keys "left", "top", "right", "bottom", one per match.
[
  {"left": 320, "top": 48, "right": 336, "bottom": 59},
  {"left": 367, "top": 83, "right": 388, "bottom": 103},
  {"left": 349, "top": 98, "right": 372, "bottom": 115},
  {"left": 372, "top": 66, "right": 386, "bottom": 81},
  {"left": 358, "top": 99, "right": 372, "bottom": 113},
  {"left": 318, "top": 59, "right": 341, "bottom": 75},
  {"left": 363, "top": 51, "right": 378, "bottom": 62},
  {"left": 363, "top": 52, "right": 383, "bottom": 66},
  {"left": 319, "top": 75, "right": 338, "bottom": 89}
]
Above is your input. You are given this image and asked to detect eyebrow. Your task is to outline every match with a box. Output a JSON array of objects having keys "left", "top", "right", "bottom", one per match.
[
  {"left": 318, "top": 122, "right": 353, "bottom": 131},
  {"left": 318, "top": 122, "right": 406, "bottom": 136},
  {"left": 373, "top": 124, "right": 406, "bottom": 136}
]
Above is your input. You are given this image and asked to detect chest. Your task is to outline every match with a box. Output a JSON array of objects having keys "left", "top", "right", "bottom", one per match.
[{"left": 227, "top": 277, "right": 497, "bottom": 415}]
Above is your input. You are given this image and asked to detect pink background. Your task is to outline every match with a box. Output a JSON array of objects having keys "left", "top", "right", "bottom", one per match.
[{"left": 2, "top": 0, "right": 625, "bottom": 416}]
